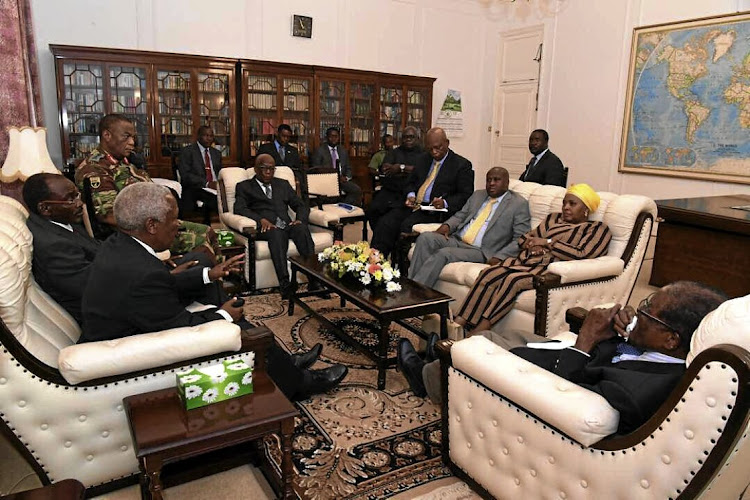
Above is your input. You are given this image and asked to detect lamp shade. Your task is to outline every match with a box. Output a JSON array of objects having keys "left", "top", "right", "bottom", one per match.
[{"left": 1, "top": 127, "right": 59, "bottom": 182}]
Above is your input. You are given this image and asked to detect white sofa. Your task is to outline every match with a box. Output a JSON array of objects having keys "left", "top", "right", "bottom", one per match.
[
  {"left": 218, "top": 166, "right": 343, "bottom": 291},
  {"left": 0, "top": 195, "right": 272, "bottom": 495},
  {"left": 409, "top": 180, "right": 657, "bottom": 338},
  {"left": 438, "top": 295, "right": 750, "bottom": 499}
]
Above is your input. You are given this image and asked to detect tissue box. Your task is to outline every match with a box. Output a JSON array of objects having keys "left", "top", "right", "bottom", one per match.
[
  {"left": 176, "top": 354, "right": 255, "bottom": 410},
  {"left": 216, "top": 229, "right": 235, "bottom": 247}
]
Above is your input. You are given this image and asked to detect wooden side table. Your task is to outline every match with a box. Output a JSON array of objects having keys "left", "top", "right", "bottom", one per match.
[{"left": 124, "top": 371, "right": 298, "bottom": 500}]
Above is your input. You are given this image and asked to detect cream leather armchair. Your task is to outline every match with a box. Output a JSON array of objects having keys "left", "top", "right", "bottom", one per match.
[
  {"left": 217, "top": 166, "right": 335, "bottom": 291},
  {"left": 437, "top": 295, "right": 750, "bottom": 500},
  {"left": 409, "top": 180, "right": 656, "bottom": 338},
  {"left": 0, "top": 195, "right": 272, "bottom": 495}
]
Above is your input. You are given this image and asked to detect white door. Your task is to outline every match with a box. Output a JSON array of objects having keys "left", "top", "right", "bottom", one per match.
[{"left": 492, "top": 27, "right": 544, "bottom": 179}]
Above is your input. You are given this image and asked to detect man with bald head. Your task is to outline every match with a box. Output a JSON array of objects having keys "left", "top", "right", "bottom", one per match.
[
  {"left": 409, "top": 167, "right": 530, "bottom": 288},
  {"left": 233, "top": 154, "right": 314, "bottom": 298},
  {"left": 370, "top": 127, "right": 474, "bottom": 258}
]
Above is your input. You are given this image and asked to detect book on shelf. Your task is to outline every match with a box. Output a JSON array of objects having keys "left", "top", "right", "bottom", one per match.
[
  {"left": 247, "top": 76, "right": 276, "bottom": 92},
  {"left": 249, "top": 93, "right": 276, "bottom": 110},
  {"left": 66, "top": 67, "right": 101, "bottom": 87}
]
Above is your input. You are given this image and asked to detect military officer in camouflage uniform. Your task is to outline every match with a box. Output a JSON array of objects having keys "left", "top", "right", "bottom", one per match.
[{"left": 75, "top": 114, "right": 214, "bottom": 255}]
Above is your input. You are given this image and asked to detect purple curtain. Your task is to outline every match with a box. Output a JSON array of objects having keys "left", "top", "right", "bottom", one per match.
[{"left": 0, "top": 0, "right": 44, "bottom": 164}]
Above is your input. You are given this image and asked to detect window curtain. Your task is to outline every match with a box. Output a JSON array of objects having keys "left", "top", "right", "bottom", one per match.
[{"left": 0, "top": 0, "right": 44, "bottom": 164}]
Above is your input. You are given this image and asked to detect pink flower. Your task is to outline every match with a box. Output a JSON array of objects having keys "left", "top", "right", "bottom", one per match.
[
  {"left": 368, "top": 263, "right": 382, "bottom": 274},
  {"left": 368, "top": 250, "right": 381, "bottom": 264}
]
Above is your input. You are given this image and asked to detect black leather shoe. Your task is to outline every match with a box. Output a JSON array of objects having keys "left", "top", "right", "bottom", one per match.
[
  {"left": 296, "top": 364, "right": 348, "bottom": 400},
  {"left": 279, "top": 280, "right": 298, "bottom": 300},
  {"left": 291, "top": 343, "right": 322, "bottom": 370},
  {"left": 397, "top": 339, "right": 427, "bottom": 397},
  {"left": 425, "top": 333, "right": 439, "bottom": 363}
]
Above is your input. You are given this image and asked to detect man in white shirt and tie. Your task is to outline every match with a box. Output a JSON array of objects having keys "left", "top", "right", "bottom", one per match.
[
  {"left": 409, "top": 167, "right": 530, "bottom": 288},
  {"left": 519, "top": 129, "right": 566, "bottom": 186},
  {"left": 178, "top": 125, "right": 223, "bottom": 219},
  {"left": 310, "top": 127, "right": 362, "bottom": 206}
]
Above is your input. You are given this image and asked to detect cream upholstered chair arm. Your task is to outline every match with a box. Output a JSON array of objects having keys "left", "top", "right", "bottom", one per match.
[
  {"left": 220, "top": 212, "right": 257, "bottom": 234},
  {"left": 546, "top": 256, "right": 625, "bottom": 284},
  {"left": 412, "top": 223, "right": 442, "bottom": 233},
  {"left": 58, "top": 320, "right": 241, "bottom": 384},
  {"left": 451, "top": 335, "right": 619, "bottom": 446}
]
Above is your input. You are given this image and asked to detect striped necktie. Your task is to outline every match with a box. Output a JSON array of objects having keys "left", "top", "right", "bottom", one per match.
[
  {"left": 416, "top": 160, "right": 442, "bottom": 204},
  {"left": 462, "top": 198, "right": 498, "bottom": 245}
]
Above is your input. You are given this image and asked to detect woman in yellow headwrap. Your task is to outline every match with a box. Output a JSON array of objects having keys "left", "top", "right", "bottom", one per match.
[{"left": 455, "top": 184, "right": 612, "bottom": 335}]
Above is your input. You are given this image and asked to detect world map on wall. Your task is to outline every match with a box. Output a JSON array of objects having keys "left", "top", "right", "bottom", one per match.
[{"left": 621, "top": 16, "right": 750, "bottom": 182}]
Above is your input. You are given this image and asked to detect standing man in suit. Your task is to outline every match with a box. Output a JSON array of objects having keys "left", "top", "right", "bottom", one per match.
[
  {"left": 519, "top": 129, "right": 566, "bottom": 186},
  {"left": 370, "top": 127, "right": 474, "bottom": 258},
  {"left": 311, "top": 127, "right": 362, "bottom": 206},
  {"left": 409, "top": 167, "right": 530, "bottom": 288},
  {"left": 257, "top": 124, "right": 302, "bottom": 171},
  {"left": 233, "top": 154, "right": 315, "bottom": 299},
  {"left": 80, "top": 182, "right": 347, "bottom": 400},
  {"left": 178, "top": 125, "right": 222, "bottom": 218}
]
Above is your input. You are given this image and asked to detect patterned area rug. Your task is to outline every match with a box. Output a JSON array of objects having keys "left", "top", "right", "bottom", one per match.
[{"left": 243, "top": 291, "right": 453, "bottom": 500}]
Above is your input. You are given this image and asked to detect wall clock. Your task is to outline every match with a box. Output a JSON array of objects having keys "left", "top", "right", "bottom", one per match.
[{"left": 292, "top": 15, "right": 313, "bottom": 38}]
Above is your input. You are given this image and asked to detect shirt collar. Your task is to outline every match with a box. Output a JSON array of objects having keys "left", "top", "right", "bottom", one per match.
[
  {"left": 274, "top": 140, "right": 283, "bottom": 151},
  {"left": 49, "top": 220, "right": 73, "bottom": 232},
  {"left": 434, "top": 150, "right": 449, "bottom": 165},
  {"left": 535, "top": 148, "right": 549, "bottom": 161},
  {"left": 129, "top": 235, "right": 159, "bottom": 258},
  {"left": 488, "top": 191, "right": 508, "bottom": 204},
  {"left": 256, "top": 177, "right": 271, "bottom": 188}
]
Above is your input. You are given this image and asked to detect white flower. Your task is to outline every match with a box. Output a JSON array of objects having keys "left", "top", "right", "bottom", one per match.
[
  {"left": 185, "top": 385, "right": 203, "bottom": 400},
  {"left": 382, "top": 267, "right": 393, "bottom": 282},
  {"left": 360, "top": 274, "right": 372, "bottom": 285},
  {"left": 318, "top": 253, "right": 325, "bottom": 261},
  {"left": 210, "top": 372, "right": 228, "bottom": 384},
  {"left": 241, "top": 371, "right": 253, "bottom": 385},
  {"left": 202, "top": 388, "right": 219, "bottom": 403},
  {"left": 386, "top": 281, "right": 402, "bottom": 292},
  {"left": 180, "top": 374, "right": 202, "bottom": 384},
  {"left": 224, "top": 382, "right": 240, "bottom": 396},
  {"left": 227, "top": 362, "right": 250, "bottom": 371},
  {"left": 393, "top": 269, "right": 401, "bottom": 279}
]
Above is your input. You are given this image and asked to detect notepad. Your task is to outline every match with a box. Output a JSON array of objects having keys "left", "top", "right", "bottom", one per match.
[{"left": 419, "top": 205, "right": 448, "bottom": 213}]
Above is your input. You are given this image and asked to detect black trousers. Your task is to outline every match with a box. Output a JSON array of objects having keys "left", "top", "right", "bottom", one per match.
[
  {"left": 267, "top": 341, "right": 306, "bottom": 400},
  {"left": 365, "top": 189, "right": 403, "bottom": 230},
  {"left": 257, "top": 223, "right": 315, "bottom": 284},
  {"left": 370, "top": 206, "right": 447, "bottom": 257},
  {"left": 181, "top": 186, "right": 218, "bottom": 223}
]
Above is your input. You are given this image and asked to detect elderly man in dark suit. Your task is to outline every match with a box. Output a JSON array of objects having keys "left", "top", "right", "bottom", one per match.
[
  {"left": 233, "top": 154, "right": 315, "bottom": 299},
  {"left": 409, "top": 167, "right": 530, "bottom": 288},
  {"left": 178, "top": 125, "right": 223, "bottom": 217},
  {"left": 257, "top": 123, "right": 302, "bottom": 171},
  {"left": 519, "top": 129, "right": 566, "bottom": 186},
  {"left": 81, "top": 182, "right": 347, "bottom": 400},
  {"left": 310, "top": 127, "right": 362, "bottom": 206},
  {"left": 370, "top": 127, "right": 474, "bottom": 258}
]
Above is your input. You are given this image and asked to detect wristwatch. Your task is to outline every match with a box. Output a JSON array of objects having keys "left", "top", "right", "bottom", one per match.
[{"left": 400, "top": 164, "right": 405, "bottom": 172}]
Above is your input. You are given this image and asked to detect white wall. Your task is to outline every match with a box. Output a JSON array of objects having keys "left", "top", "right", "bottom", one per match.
[{"left": 30, "top": 0, "right": 497, "bottom": 176}]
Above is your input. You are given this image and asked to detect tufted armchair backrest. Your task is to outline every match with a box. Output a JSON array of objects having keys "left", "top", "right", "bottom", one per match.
[
  {"left": 507, "top": 180, "right": 656, "bottom": 260},
  {"left": 0, "top": 196, "right": 81, "bottom": 368},
  {"left": 688, "top": 293, "right": 750, "bottom": 366},
  {"left": 218, "top": 166, "right": 297, "bottom": 215}
]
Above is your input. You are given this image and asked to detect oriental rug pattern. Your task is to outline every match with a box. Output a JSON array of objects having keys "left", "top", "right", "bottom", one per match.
[{"left": 243, "top": 291, "right": 452, "bottom": 500}]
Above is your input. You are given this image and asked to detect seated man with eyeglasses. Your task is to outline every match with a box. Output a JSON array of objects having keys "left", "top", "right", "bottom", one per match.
[{"left": 512, "top": 281, "right": 726, "bottom": 433}]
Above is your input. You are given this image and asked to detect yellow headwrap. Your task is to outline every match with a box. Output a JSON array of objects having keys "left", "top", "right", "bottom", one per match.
[{"left": 566, "top": 183, "right": 600, "bottom": 213}]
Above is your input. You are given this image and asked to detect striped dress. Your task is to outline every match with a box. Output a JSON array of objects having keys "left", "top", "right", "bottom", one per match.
[{"left": 456, "top": 213, "right": 612, "bottom": 327}]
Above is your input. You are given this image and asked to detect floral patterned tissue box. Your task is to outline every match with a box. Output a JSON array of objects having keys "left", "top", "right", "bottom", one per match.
[{"left": 176, "top": 355, "right": 255, "bottom": 410}]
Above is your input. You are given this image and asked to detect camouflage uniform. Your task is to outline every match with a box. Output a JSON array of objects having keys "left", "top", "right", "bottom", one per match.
[{"left": 75, "top": 148, "right": 213, "bottom": 255}]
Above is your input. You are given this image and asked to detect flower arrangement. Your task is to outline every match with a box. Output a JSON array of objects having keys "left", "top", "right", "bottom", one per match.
[{"left": 318, "top": 241, "right": 402, "bottom": 292}]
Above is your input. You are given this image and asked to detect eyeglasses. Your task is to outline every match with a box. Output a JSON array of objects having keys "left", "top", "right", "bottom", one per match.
[
  {"left": 43, "top": 193, "right": 82, "bottom": 205},
  {"left": 637, "top": 293, "right": 678, "bottom": 332}
]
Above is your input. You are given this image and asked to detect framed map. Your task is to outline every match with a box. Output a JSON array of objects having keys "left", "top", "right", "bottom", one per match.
[{"left": 619, "top": 12, "right": 750, "bottom": 184}]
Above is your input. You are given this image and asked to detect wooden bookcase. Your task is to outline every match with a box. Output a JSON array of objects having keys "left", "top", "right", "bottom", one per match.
[
  {"left": 52, "top": 46, "right": 434, "bottom": 192},
  {"left": 52, "top": 45, "right": 238, "bottom": 179}
]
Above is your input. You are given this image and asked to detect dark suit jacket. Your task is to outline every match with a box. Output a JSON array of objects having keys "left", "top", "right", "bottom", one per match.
[
  {"left": 26, "top": 213, "right": 100, "bottom": 324},
  {"left": 405, "top": 149, "right": 474, "bottom": 217},
  {"left": 80, "top": 232, "right": 225, "bottom": 342},
  {"left": 179, "top": 142, "right": 223, "bottom": 189},
  {"left": 257, "top": 141, "right": 302, "bottom": 170},
  {"left": 519, "top": 150, "right": 565, "bottom": 186},
  {"left": 513, "top": 338, "right": 685, "bottom": 434},
  {"left": 233, "top": 177, "right": 309, "bottom": 225},
  {"left": 311, "top": 144, "right": 352, "bottom": 179}
]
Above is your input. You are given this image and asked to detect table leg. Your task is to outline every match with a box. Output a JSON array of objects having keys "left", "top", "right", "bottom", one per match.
[
  {"left": 377, "top": 319, "right": 390, "bottom": 390},
  {"left": 140, "top": 457, "right": 164, "bottom": 500},
  {"left": 280, "top": 417, "right": 295, "bottom": 499},
  {"left": 440, "top": 305, "right": 448, "bottom": 340},
  {"left": 288, "top": 267, "right": 297, "bottom": 316}
]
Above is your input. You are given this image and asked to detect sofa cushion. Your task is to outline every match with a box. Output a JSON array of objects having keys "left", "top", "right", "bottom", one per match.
[{"left": 688, "top": 294, "right": 750, "bottom": 367}]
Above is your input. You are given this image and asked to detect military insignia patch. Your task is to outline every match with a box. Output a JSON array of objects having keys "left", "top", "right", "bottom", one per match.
[{"left": 90, "top": 176, "right": 101, "bottom": 189}]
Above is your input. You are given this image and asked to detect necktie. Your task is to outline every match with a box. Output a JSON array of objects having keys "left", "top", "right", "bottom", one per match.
[
  {"left": 462, "top": 198, "right": 498, "bottom": 245},
  {"left": 416, "top": 160, "right": 442, "bottom": 204},
  {"left": 523, "top": 156, "right": 536, "bottom": 181},
  {"left": 612, "top": 341, "right": 644, "bottom": 363},
  {"left": 331, "top": 147, "right": 339, "bottom": 171},
  {"left": 204, "top": 148, "right": 214, "bottom": 183},
  {"left": 263, "top": 183, "right": 272, "bottom": 199},
  {"left": 278, "top": 144, "right": 285, "bottom": 162}
]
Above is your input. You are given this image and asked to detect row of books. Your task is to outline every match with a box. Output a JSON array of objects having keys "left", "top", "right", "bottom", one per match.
[
  {"left": 162, "top": 118, "right": 192, "bottom": 135},
  {"left": 248, "top": 76, "right": 276, "bottom": 92},
  {"left": 64, "top": 66, "right": 103, "bottom": 86},
  {"left": 111, "top": 72, "right": 146, "bottom": 89},
  {"left": 158, "top": 73, "right": 191, "bottom": 90},
  {"left": 112, "top": 96, "right": 144, "bottom": 111},
  {"left": 198, "top": 76, "right": 229, "bottom": 92},
  {"left": 407, "top": 92, "right": 426, "bottom": 104},
  {"left": 350, "top": 127, "right": 372, "bottom": 143},
  {"left": 380, "top": 88, "right": 402, "bottom": 102}
]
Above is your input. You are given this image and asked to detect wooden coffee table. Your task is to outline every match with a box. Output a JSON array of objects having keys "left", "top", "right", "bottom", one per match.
[
  {"left": 124, "top": 371, "right": 298, "bottom": 499},
  {"left": 289, "top": 254, "right": 453, "bottom": 390}
]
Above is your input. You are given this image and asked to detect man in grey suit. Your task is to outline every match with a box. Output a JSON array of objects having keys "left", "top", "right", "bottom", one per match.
[
  {"left": 310, "top": 127, "right": 362, "bottom": 206},
  {"left": 409, "top": 167, "right": 530, "bottom": 288}
]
